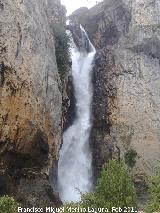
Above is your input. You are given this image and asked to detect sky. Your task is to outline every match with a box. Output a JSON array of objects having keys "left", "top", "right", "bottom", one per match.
[{"left": 61, "top": 0, "right": 101, "bottom": 15}]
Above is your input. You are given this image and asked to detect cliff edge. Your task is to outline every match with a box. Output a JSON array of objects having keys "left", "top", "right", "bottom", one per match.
[{"left": 0, "top": 0, "right": 66, "bottom": 207}]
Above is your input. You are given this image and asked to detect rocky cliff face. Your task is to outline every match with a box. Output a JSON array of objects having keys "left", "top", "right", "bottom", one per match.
[
  {"left": 70, "top": 0, "right": 160, "bottom": 197},
  {"left": 0, "top": 0, "right": 66, "bottom": 207}
]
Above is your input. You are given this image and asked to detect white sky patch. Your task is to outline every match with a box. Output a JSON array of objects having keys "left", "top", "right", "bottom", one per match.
[{"left": 61, "top": 0, "right": 101, "bottom": 15}]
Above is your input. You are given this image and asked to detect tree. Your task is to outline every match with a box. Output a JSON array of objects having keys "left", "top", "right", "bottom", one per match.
[
  {"left": 0, "top": 195, "right": 19, "bottom": 213},
  {"left": 54, "top": 23, "right": 71, "bottom": 81},
  {"left": 81, "top": 160, "right": 137, "bottom": 211},
  {"left": 146, "top": 169, "right": 160, "bottom": 212}
]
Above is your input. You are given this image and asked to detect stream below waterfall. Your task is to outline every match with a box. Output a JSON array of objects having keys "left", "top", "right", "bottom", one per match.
[{"left": 58, "top": 26, "right": 96, "bottom": 203}]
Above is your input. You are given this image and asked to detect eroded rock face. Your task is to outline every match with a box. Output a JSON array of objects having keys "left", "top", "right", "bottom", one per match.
[
  {"left": 0, "top": 0, "right": 65, "bottom": 206},
  {"left": 70, "top": 0, "right": 160, "bottom": 195}
]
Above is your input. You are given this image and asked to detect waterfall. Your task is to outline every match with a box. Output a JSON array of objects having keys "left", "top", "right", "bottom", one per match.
[{"left": 58, "top": 26, "right": 96, "bottom": 203}]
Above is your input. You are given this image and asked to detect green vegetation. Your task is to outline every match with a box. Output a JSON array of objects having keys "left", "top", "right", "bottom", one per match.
[
  {"left": 0, "top": 195, "right": 19, "bottom": 213},
  {"left": 54, "top": 23, "right": 71, "bottom": 81},
  {"left": 145, "top": 169, "right": 160, "bottom": 213},
  {"left": 125, "top": 149, "right": 137, "bottom": 167},
  {"left": 64, "top": 160, "right": 137, "bottom": 212},
  {"left": 82, "top": 160, "right": 137, "bottom": 211}
]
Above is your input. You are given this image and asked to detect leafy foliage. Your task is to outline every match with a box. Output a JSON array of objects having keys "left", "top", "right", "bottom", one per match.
[
  {"left": 0, "top": 195, "right": 19, "bottom": 213},
  {"left": 125, "top": 149, "right": 137, "bottom": 167},
  {"left": 54, "top": 23, "right": 71, "bottom": 80},
  {"left": 81, "top": 160, "right": 137, "bottom": 211},
  {"left": 145, "top": 169, "right": 160, "bottom": 212}
]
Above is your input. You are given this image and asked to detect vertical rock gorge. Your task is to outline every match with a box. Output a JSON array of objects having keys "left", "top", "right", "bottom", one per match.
[{"left": 69, "top": 0, "right": 160, "bottom": 198}]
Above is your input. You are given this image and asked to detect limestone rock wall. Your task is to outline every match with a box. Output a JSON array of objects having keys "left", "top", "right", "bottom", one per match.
[
  {"left": 0, "top": 0, "right": 65, "bottom": 206},
  {"left": 70, "top": 0, "right": 160, "bottom": 187}
]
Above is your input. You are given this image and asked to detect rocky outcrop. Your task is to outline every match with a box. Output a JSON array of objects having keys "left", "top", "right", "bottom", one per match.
[
  {"left": 0, "top": 0, "right": 66, "bottom": 207},
  {"left": 70, "top": 0, "right": 160, "bottom": 200}
]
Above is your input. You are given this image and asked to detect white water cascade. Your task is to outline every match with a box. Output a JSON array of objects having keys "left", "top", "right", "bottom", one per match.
[{"left": 58, "top": 26, "right": 96, "bottom": 203}]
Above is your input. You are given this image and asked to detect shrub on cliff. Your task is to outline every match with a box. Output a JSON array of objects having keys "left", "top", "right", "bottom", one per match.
[
  {"left": 81, "top": 160, "right": 137, "bottom": 211},
  {"left": 54, "top": 23, "right": 70, "bottom": 80},
  {"left": 145, "top": 169, "right": 160, "bottom": 213},
  {"left": 0, "top": 195, "right": 19, "bottom": 213},
  {"left": 125, "top": 149, "right": 137, "bottom": 167}
]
